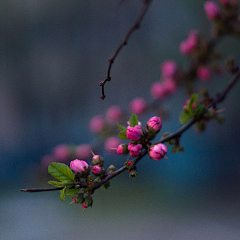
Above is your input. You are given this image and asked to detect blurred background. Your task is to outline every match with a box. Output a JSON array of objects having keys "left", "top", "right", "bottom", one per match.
[{"left": 1, "top": 0, "right": 240, "bottom": 239}]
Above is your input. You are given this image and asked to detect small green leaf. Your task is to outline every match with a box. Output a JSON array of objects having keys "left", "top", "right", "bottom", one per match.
[
  {"left": 60, "top": 187, "right": 66, "bottom": 201},
  {"left": 195, "top": 105, "right": 206, "bottom": 116},
  {"left": 129, "top": 113, "right": 138, "bottom": 127},
  {"left": 102, "top": 181, "right": 110, "bottom": 189},
  {"left": 65, "top": 188, "right": 80, "bottom": 196},
  {"left": 187, "top": 93, "right": 198, "bottom": 115},
  {"left": 48, "top": 181, "right": 66, "bottom": 187},
  {"left": 118, "top": 131, "right": 128, "bottom": 139},
  {"left": 48, "top": 162, "right": 74, "bottom": 182},
  {"left": 179, "top": 111, "right": 192, "bottom": 124},
  {"left": 117, "top": 122, "right": 126, "bottom": 131}
]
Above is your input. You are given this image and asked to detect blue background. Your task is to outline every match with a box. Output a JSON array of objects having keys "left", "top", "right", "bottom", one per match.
[{"left": 1, "top": 0, "right": 240, "bottom": 239}]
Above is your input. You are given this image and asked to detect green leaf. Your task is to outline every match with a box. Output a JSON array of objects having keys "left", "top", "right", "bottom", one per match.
[
  {"left": 60, "top": 187, "right": 66, "bottom": 201},
  {"left": 48, "top": 162, "right": 74, "bottom": 182},
  {"left": 195, "top": 105, "right": 206, "bottom": 116},
  {"left": 129, "top": 113, "right": 138, "bottom": 127},
  {"left": 65, "top": 188, "right": 80, "bottom": 196},
  {"left": 179, "top": 111, "right": 192, "bottom": 124},
  {"left": 102, "top": 181, "right": 110, "bottom": 189},
  {"left": 187, "top": 93, "right": 198, "bottom": 115},
  {"left": 48, "top": 181, "right": 66, "bottom": 187},
  {"left": 118, "top": 130, "right": 128, "bottom": 139},
  {"left": 117, "top": 122, "right": 126, "bottom": 132}
]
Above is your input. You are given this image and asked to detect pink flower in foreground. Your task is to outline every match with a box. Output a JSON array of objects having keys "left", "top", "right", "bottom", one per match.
[
  {"left": 104, "top": 136, "right": 121, "bottom": 152},
  {"left": 128, "top": 143, "right": 142, "bottom": 157},
  {"left": 161, "top": 60, "right": 178, "bottom": 78},
  {"left": 150, "top": 82, "right": 165, "bottom": 99},
  {"left": 106, "top": 105, "right": 122, "bottom": 123},
  {"left": 92, "top": 165, "right": 101, "bottom": 174},
  {"left": 70, "top": 159, "right": 89, "bottom": 173},
  {"left": 197, "top": 66, "right": 211, "bottom": 81},
  {"left": 89, "top": 115, "right": 105, "bottom": 133},
  {"left": 53, "top": 144, "right": 70, "bottom": 160},
  {"left": 204, "top": 1, "right": 220, "bottom": 20},
  {"left": 117, "top": 143, "right": 129, "bottom": 155},
  {"left": 129, "top": 97, "right": 147, "bottom": 115},
  {"left": 126, "top": 125, "right": 143, "bottom": 141},
  {"left": 149, "top": 144, "right": 168, "bottom": 161},
  {"left": 75, "top": 144, "right": 91, "bottom": 159},
  {"left": 147, "top": 116, "right": 162, "bottom": 132}
]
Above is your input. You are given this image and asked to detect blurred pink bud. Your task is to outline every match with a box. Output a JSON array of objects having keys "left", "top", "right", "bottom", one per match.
[
  {"left": 92, "top": 165, "right": 101, "bottom": 174},
  {"left": 161, "top": 60, "right": 178, "bottom": 78},
  {"left": 150, "top": 82, "right": 165, "bottom": 99},
  {"left": 163, "top": 78, "right": 177, "bottom": 94},
  {"left": 129, "top": 97, "right": 147, "bottom": 115},
  {"left": 106, "top": 105, "right": 122, "bottom": 123},
  {"left": 126, "top": 125, "right": 143, "bottom": 141},
  {"left": 53, "top": 144, "right": 70, "bottom": 161},
  {"left": 220, "top": 0, "right": 229, "bottom": 5},
  {"left": 127, "top": 161, "right": 132, "bottom": 167},
  {"left": 89, "top": 115, "right": 105, "bottom": 133},
  {"left": 147, "top": 116, "right": 162, "bottom": 132},
  {"left": 117, "top": 143, "right": 129, "bottom": 155},
  {"left": 197, "top": 66, "right": 211, "bottom": 81},
  {"left": 204, "top": 1, "right": 220, "bottom": 20},
  {"left": 81, "top": 203, "right": 89, "bottom": 208},
  {"left": 149, "top": 143, "right": 168, "bottom": 161},
  {"left": 41, "top": 155, "right": 54, "bottom": 167},
  {"left": 183, "top": 99, "right": 190, "bottom": 110},
  {"left": 70, "top": 159, "right": 89, "bottom": 173},
  {"left": 73, "top": 198, "right": 77, "bottom": 203},
  {"left": 75, "top": 144, "right": 91, "bottom": 159},
  {"left": 128, "top": 143, "right": 142, "bottom": 157},
  {"left": 179, "top": 30, "right": 198, "bottom": 55},
  {"left": 104, "top": 136, "right": 121, "bottom": 152}
]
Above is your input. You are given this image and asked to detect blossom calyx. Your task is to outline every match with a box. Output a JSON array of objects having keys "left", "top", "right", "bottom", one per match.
[
  {"left": 83, "top": 195, "right": 93, "bottom": 208},
  {"left": 126, "top": 125, "right": 143, "bottom": 141},
  {"left": 107, "top": 164, "right": 117, "bottom": 173},
  {"left": 72, "top": 193, "right": 84, "bottom": 204},
  {"left": 92, "top": 154, "right": 104, "bottom": 167},
  {"left": 149, "top": 143, "right": 168, "bottom": 161}
]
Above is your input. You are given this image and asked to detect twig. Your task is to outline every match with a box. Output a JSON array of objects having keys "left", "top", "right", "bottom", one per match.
[
  {"left": 20, "top": 67, "right": 240, "bottom": 193},
  {"left": 100, "top": 0, "right": 153, "bottom": 100}
]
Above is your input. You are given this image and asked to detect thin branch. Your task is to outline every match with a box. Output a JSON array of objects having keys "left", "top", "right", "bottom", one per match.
[
  {"left": 100, "top": 0, "right": 153, "bottom": 100},
  {"left": 20, "top": 67, "right": 240, "bottom": 193}
]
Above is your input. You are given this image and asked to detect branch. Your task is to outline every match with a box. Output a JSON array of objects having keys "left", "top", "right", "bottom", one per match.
[
  {"left": 20, "top": 67, "right": 240, "bottom": 193},
  {"left": 99, "top": 0, "right": 153, "bottom": 100}
]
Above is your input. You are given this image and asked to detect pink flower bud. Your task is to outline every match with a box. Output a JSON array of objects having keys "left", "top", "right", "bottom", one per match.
[
  {"left": 92, "top": 165, "right": 101, "bottom": 175},
  {"left": 150, "top": 82, "right": 165, "bottom": 99},
  {"left": 106, "top": 105, "right": 122, "bottom": 123},
  {"left": 127, "top": 161, "right": 132, "bottom": 167},
  {"left": 70, "top": 159, "right": 89, "bottom": 173},
  {"left": 183, "top": 99, "right": 190, "bottom": 110},
  {"left": 126, "top": 125, "right": 143, "bottom": 141},
  {"left": 179, "top": 30, "right": 199, "bottom": 55},
  {"left": 197, "top": 66, "right": 211, "bottom": 81},
  {"left": 149, "top": 143, "right": 168, "bottom": 161},
  {"left": 163, "top": 78, "right": 177, "bottom": 94},
  {"left": 117, "top": 143, "right": 129, "bottom": 155},
  {"left": 161, "top": 60, "right": 178, "bottom": 78},
  {"left": 92, "top": 154, "right": 104, "bottom": 166},
  {"left": 89, "top": 115, "right": 105, "bottom": 133},
  {"left": 220, "top": 0, "right": 229, "bottom": 5},
  {"left": 53, "top": 144, "right": 69, "bottom": 161},
  {"left": 129, "top": 97, "right": 147, "bottom": 115},
  {"left": 147, "top": 116, "right": 162, "bottom": 133},
  {"left": 104, "top": 136, "right": 121, "bottom": 153},
  {"left": 204, "top": 1, "right": 220, "bottom": 20},
  {"left": 128, "top": 143, "right": 142, "bottom": 157},
  {"left": 81, "top": 203, "right": 89, "bottom": 208},
  {"left": 73, "top": 198, "right": 77, "bottom": 203},
  {"left": 75, "top": 144, "right": 91, "bottom": 159}
]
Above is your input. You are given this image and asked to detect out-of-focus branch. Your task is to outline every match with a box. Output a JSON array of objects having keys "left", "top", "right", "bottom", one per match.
[
  {"left": 100, "top": 0, "right": 153, "bottom": 100},
  {"left": 20, "top": 67, "right": 240, "bottom": 193}
]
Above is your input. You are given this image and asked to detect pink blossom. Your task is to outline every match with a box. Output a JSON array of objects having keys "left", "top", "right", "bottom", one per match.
[
  {"left": 89, "top": 115, "right": 105, "bottom": 133},
  {"left": 73, "top": 198, "right": 77, "bottom": 203},
  {"left": 126, "top": 125, "right": 143, "bottom": 141},
  {"left": 106, "top": 105, "right": 122, "bottom": 123},
  {"left": 75, "top": 144, "right": 91, "bottom": 159},
  {"left": 104, "top": 136, "right": 121, "bottom": 152},
  {"left": 147, "top": 116, "right": 162, "bottom": 132},
  {"left": 161, "top": 60, "right": 178, "bottom": 78},
  {"left": 92, "top": 165, "right": 101, "bottom": 174},
  {"left": 204, "top": 1, "right": 220, "bottom": 20},
  {"left": 128, "top": 143, "right": 142, "bottom": 157},
  {"left": 163, "top": 78, "right": 177, "bottom": 94},
  {"left": 117, "top": 143, "right": 129, "bottom": 155},
  {"left": 183, "top": 99, "right": 190, "bottom": 110},
  {"left": 81, "top": 203, "right": 89, "bottom": 208},
  {"left": 53, "top": 144, "right": 69, "bottom": 161},
  {"left": 220, "top": 0, "right": 229, "bottom": 5},
  {"left": 179, "top": 30, "right": 199, "bottom": 55},
  {"left": 149, "top": 143, "right": 168, "bottom": 161},
  {"left": 197, "top": 66, "right": 211, "bottom": 81},
  {"left": 129, "top": 97, "right": 147, "bottom": 115},
  {"left": 127, "top": 161, "right": 132, "bottom": 167},
  {"left": 150, "top": 82, "right": 165, "bottom": 99},
  {"left": 70, "top": 159, "right": 89, "bottom": 173},
  {"left": 89, "top": 181, "right": 93, "bottom": 186}
]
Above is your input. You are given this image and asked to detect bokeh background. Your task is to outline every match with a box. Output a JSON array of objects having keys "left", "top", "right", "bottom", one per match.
[{"left": 1, "top": 0, "right": 240, "bottom": 239}]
